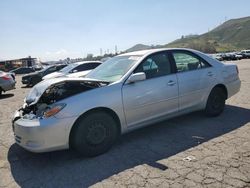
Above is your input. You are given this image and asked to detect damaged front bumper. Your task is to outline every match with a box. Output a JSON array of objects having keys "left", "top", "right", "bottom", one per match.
[{"left": 12, "top": 110, "right": 75, "bottom": 153}]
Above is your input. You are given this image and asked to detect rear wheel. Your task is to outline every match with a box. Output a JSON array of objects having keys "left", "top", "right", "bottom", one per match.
[
  {"left": 205, "top": 87, "right": 226, "bottom": 117},
  {"left": 71, "top": 111, "right": 118, "bottom": 157},
  {"left": 0, "top": 88, "right": 2, "bottom": 96}
]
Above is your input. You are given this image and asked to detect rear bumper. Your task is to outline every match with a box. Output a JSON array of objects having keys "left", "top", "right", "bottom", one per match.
[
  {"left": 226, "top": 79, "right": 241, "bottom": 98},
  {"left": 0, "top": 80, "right": 15, "bottom": 91}
]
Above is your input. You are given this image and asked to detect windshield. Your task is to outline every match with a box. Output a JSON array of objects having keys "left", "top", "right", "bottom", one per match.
[
  {"left": 38, "top": 66, "right": 51, "bottom": 73},
  {"left": 86, "top": 55, "right": 141, "bottom": 82},
  {"left": 59, "top": 63, "right": 77, "bottom": 73}
]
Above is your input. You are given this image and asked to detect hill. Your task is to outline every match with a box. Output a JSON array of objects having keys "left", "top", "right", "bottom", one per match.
[
  {"left": 125, "top": 44, "right": 152, "bottom": 52},
  {"left": 125, "top": 16, "right": 250, "bottom": 53},
  {"left": 165, "top": 16, "right": 250, "bottom": 52}
]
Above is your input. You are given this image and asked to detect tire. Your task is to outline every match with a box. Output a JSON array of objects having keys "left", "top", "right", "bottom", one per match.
[
  {"left": 71, "top": 111, "right": 118, "bottom": 157},
  {"left": 29, "top": 78, "right": 36, "bottom": 86},
  {"left": 30, "top": 76, "right": 41, "bottom": 86},
  {"left": 205, "top": 87, "right": 226, "bottom": 117},
  {"left": 0, "top": 88, "right": 2, "bottom": 96}
]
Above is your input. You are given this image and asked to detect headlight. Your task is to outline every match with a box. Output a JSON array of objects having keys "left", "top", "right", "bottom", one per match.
[{"left": 43, "top": 103, "right": 66, "bottom": 118}]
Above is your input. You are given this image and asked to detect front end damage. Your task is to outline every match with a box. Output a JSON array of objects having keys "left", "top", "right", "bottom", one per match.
[{"left": 12, "top": 78, "right": 109, "bottom": 152}]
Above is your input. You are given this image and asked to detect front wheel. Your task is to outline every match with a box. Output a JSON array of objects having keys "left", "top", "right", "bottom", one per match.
[
  {"left": 205, "top": 87, "right": 226, "bottom": 117},
  {"left": 71, "top": 111, "right": 118, "bottom": 157}
]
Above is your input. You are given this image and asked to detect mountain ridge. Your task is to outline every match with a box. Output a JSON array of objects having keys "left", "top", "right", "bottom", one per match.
[{"left": 126, "top": 16, "right": 250, "bottom": 53}]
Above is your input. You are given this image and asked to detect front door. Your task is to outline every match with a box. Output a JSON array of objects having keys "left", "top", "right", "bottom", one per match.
[{"left": 122, "top": 51, "right": 179, "bottom": 127}]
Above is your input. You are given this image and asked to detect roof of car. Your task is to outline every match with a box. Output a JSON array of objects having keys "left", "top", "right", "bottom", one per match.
[
  {"left": 118, "top": 48, "right": 196, "bottom": 57},
  {"left": 73, "top": 61, "right": 101, "bottom": 65}
]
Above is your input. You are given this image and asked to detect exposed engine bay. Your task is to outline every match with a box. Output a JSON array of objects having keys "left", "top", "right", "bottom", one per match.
[{"left": 15, "top": 80, "right": 109, "bottom": 120}]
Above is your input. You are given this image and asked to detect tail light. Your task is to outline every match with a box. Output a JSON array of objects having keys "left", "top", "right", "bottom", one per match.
[{"left": 1, "top": 75, "right": 11, "bottom": 80}]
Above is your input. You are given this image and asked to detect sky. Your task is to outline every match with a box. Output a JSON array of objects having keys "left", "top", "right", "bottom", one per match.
[{"left": 0, "top": 0, "right": 250, "bottom": 61}]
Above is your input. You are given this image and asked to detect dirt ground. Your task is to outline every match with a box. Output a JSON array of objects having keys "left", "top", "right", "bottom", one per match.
[{"left": 0, "top": 59, "right": 250, "bottom": 188}]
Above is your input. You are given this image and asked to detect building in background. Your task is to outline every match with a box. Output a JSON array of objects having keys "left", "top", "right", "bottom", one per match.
[{"left": 0, "top": 56, "right": 38, "bottom": 71}]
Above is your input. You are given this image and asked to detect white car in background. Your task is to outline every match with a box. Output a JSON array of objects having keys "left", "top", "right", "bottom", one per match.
[{"left": 42, "top": 61, "right": 101, "bottom": 80}]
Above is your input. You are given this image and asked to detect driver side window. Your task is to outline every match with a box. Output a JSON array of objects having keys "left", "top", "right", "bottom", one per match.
[{"left": 134, "top": 52, "right": 171, "bottom": 79}]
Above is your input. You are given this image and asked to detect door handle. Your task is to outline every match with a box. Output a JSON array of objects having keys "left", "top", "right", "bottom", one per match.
[
  {"left": 167, "top": 80, "right": 176, "bottom": 86},
  {"left": 207, "top": 71, "right": 213, "bottom": 76}
]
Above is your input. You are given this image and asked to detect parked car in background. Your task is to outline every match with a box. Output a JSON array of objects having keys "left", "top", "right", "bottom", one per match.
[
  {"left": 10, "top": 67, "right": 35, "bottom": 74},
  {"left": 0, "top": 71, "right": 15, "bottom": 96},
  {"left": 22, "top": 64, "right": 67, "bottom": 86},
  {"left": 234, "top": 52, "right": 243, "bottom": 60},
  {"left": 221, "top": 53, "right": 237, "bottom": 61},
  {"left": 33, "top": 65, "right": 44, "bottom": 71},
  {"left": 13, "top": 48, "right": 240, "bottom": 157},
  {"left": 4, "top": 71, "right": 16, "bottom": 81},
  {"left": 42, "top": 61, "right": 101, "bottom": 80},
  {"left": 210, "top": 53, "right": 223, "bottom": 61},
  {"left": 241, "top": 50, "right": 250, "bottom": 58}
]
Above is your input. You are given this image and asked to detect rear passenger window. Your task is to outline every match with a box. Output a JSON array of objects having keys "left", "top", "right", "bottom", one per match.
[{"left": 173, "top": 52, "right": 210, "bottom": 72}]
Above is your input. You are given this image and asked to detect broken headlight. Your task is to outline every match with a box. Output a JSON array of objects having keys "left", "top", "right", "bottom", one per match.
[{"left": 43, "top": 103, "right": 66, "bottom": 118}]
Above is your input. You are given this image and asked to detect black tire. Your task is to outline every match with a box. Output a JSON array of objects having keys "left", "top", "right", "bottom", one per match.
[
  {"left": 205, "top": 87, "right": 226, "bottom": 117},
  {"left": 0, "top": 88, "right": 2, "bottom": 96},
  {"left": 29, "top": 78, "right": 36, "bottom": 86},
  {"left": 30, "top": 76, "right": 41, "bottom": 86},
  {"left": 71, "top": 111, "right": 118, "bottom": 157}
]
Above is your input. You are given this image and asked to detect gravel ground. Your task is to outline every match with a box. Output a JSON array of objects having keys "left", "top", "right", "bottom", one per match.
[{"left": 0, "top": 59, "right": 250, "bottom": 188}]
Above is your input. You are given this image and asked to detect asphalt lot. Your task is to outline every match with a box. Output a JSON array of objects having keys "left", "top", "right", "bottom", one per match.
[{"left": 0, "top": 59, "right": 250, "bottom": 188}]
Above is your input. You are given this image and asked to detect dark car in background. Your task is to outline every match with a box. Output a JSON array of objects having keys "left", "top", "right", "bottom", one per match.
[
  {"left": 10, "top": 67, "right": 35, "bottom": 74},
  {"left": 221, "top": 53, "right": 238, "bottom": 61},
  {"left": 22, "top": 64, "right": 67, "bottom": 86}
]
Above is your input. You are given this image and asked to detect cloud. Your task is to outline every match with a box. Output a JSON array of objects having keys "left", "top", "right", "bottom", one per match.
[
  {"left": 44, "top": 49, "right": 70, "bottom": 60},
  {"left": 41, "top": 49, "right": 83, "bottom": 61}
]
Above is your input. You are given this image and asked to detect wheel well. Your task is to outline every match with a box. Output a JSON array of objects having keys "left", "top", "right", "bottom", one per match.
[
  {"left": 213, "top": 84, "right": 228, "bottom": 99},
  {"left": 69, "top": 107, "right": 121, "bottom": 147}
]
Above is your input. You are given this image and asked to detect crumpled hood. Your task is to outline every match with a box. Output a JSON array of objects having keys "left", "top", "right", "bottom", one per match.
[
  {"left": 43, "top": 72, "right": 64, "bottom": 80},
  {"left": 25, "top": 77, "right": 105, "bottom": 105}
]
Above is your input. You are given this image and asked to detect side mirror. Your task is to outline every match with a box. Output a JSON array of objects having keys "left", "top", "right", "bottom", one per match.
[
  {"left": 127, "top": 72, "right": 146, "bottom": 83},
  {"left": 72, "top": 70, "right": 78, "bottom": 73}
]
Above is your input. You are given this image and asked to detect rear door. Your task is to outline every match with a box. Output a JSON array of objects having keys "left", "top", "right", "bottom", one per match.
[
  {"left": 122, "top": 51, "right": 178, "bottom": 127},
  {"left": 170, "top": 50, "right": 216, "bottom": 111}
]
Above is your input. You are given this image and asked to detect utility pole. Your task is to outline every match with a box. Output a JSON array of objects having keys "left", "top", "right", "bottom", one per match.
[{"left": 115, "top": 45, "right": 118, "bottom": 54}]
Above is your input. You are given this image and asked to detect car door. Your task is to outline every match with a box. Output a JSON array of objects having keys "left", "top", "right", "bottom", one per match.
[
  {"left": 171, "top": 50, "right": 216, "bottom": 111},
  {"left": 122, "top": 51, "right": 178, "bottom": 127}
]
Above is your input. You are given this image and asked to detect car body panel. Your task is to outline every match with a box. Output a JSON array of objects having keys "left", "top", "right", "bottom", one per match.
[
  {"left": 176, "top": 67, "right": 217, "bottom": 111},
  {"left": 122, "top": 74, "right": 178, "bottom": 127}
]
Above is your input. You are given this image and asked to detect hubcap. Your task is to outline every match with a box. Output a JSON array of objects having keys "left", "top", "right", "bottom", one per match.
[
  {"left": 212, "top": 95, "right": 223, "bottom": 110},
  {"left": 86, "top": 121, "right": 107, "bottom": 145}
]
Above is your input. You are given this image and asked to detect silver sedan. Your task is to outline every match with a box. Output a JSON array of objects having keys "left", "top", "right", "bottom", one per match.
[{"left": 13, "top": 48, "right": 241, "bottom": 157}]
